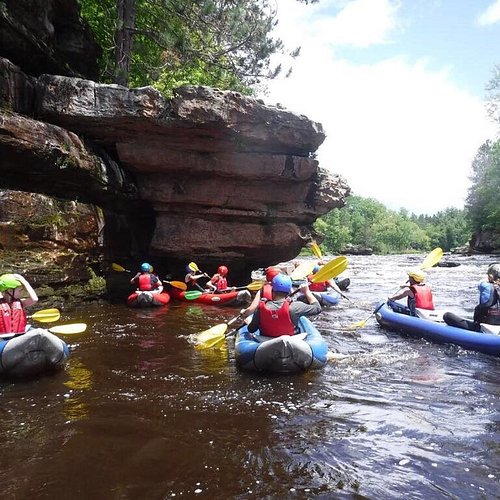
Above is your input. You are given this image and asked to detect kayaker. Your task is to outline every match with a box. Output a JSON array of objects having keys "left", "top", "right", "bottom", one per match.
[
  {"left": 0, "top": 273, "right": 39, "bottom": 334},
  {"left": 184, "top": 264, "right": 207, "bottom": 292},
  {"left": 308, "top": 264, "right": 344, "bottom": 296},
  {"left": 130, "top": 262, "right": 163, "bottom": 293},
  {"left": 245, "top": 274, "right": 321, "bottom": 337},
  {"left": 205, "top": 265, "right": 235, "bottom": 293},
  {"left": 240, "top": 266, "right": 281, "bottom": 316},
  {"left": 387, "top": 268, "right": 435, "bottom": 315},
  {"left": 443, "top": 263, "right": 500, "bottom": 331}
]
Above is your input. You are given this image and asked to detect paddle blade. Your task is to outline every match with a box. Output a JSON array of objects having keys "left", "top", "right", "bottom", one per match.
[
  {"left": 112, "top": 263, "right": 130, "bottom": 272},
  {"left": 185, "top": 291, "right": 203, "bottom": 300},
  {"left": 49, "top": 323, "right": 87, "bottom": 335},
  {"left": 188, "top": 262, "right": 200, "bottom": 272},
  {"left": 290, "top": 261, "right": 316, "bottom": 280},
  {"left": 312, "top": 256, "right": 348, "bottom": 283},
  {"left": 311, "top": 241, "right": 323, "bottom": 259},
  {"left": 195, "top": 323, "right": 228, "bottom": 350},
  {"left": 246, "top": 281, "right": 264, "bottom": 291},
  {"left": 31, "top": 308, "right": 61, "bottom": 323},
  {"left": 420, "top": 248, "right": 443, "bottom": 270},
  {"left": 167, "top": 280, "right": 187, "bottom": 290}
]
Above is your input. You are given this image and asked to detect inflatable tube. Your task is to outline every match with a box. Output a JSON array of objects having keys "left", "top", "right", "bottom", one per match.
[
  {"left": 235, "top": 316, "right": 328, "bottom": 374},
  {"left": 127, "top": 291, "right": 171, "bottom": 308},
  {"left": 169, "top": 288, "right": 251, "bottom": 306},
  {"left": 0, "top": 328, "right": 70, "bottom": 378},
  {"left": 375, "top": 300, "right": 500, "bottom": 357}
]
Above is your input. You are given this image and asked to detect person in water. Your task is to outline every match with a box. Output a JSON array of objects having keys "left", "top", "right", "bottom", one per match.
[
  {"left": 246, "top": 274, "right": 321, "bottom": 337},
  {"left": 130, "top": 263, "right": 163, "bottom": 293},
  {"left": 443, "top": 263, "right": 500, "bottom": 331},
  {"left": 387, "top": 268, "right": 435, "bottom": 316},
  {"left": 205, "top": 265, "right": 234, "bottom": 293},
  {"left": 0, "top": 273, "right": 39, "bottom": 334}
]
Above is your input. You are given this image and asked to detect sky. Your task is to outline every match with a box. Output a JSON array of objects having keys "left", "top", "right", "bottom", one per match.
[{"left": 260, "top": 0, "right": 500, "bottom": 215}]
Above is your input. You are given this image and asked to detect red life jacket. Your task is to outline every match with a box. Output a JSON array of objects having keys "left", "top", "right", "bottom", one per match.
[
  {"left": 214, "top": 276, "right": 228, "bottom": 291},
  {"left": 262, "top": 283, "right": 273, "bottom": 300},
  {"left": 137, "top": 273, "right": 158, "bottom": 291},
  {"left": 0, "top": 299, "right": 27, "bottom": 334},
  {"left": 309, "top": 280, "right": 328, "bottom": 292},
  {"left": 258, "top": 299, "right": 295, "bottom": 337},
  {"left": 411, "top": 284, "right": 434, "bottom": 310}
]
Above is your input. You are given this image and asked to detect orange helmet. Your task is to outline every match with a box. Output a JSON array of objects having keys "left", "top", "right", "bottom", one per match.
[
  {"left": 265, "top": 267, "right": 280, "bottom": 282},
  {"left": 217, "top": 265, "right": 228, "bottom": 277}
]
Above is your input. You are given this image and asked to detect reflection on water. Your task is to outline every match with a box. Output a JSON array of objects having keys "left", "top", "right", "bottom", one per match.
[{"left": 0, "top": 254, "right": 499, "bottom": 498}]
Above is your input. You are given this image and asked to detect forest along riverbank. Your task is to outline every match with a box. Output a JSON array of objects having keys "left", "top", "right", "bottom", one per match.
[{"left": 0, "top": 254, "right": 498, "bottom": 498}]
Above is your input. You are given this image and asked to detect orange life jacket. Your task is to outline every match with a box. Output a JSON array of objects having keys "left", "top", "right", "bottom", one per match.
[{"left": 411, "top": 284, "right": 434, "bottom": 310}]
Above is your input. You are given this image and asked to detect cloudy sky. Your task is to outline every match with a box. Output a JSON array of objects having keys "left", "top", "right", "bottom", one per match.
[{"left": 260, "top": 0, "right": 500, "bottom": 215}]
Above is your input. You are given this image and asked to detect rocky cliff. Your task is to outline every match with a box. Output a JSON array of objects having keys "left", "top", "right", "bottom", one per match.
[{"left": 0, "top": 0, "right": 350, "bottom": 302}]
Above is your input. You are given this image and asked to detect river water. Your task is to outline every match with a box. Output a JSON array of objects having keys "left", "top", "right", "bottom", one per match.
[{"left": 1, "top": 254, "right": 499, "bottom": 499}]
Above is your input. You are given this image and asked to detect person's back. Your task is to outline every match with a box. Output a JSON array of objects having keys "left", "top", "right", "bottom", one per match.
[
  {"left": 131, "top": 263, "right": 162, "bottom": 292},
  {"left": 247, "top": 274, "right": 321, "bottom": 337}
]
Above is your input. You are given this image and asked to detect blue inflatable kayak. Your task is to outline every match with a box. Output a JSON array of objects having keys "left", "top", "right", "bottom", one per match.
[
  {"left": 375, "top": 300, "right": 500, "bottom": 357},
  {"left": 235, "top": 316, "right": 329, "bottom": 374}
]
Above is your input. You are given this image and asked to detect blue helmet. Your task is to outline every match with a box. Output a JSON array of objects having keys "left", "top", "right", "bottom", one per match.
[
  {"left": 312, "top": 265, "right": 320, "bottom": 273},
  {"left": 271, "top": 274, "right": 292, "bottom": 293},
  {"left": 141, "top": 262, "right": 151, "bottom": 272}
]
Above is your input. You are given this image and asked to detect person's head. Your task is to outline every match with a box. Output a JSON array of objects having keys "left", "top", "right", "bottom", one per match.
[
  {"left": 487, "top": 263, "right": 500, "bottom": 283},
  {"left": 312, "top": 265, "right": 320, "bottom": 274},
  {"left": 265, "top": 266, "right": 280, "bottom": 282},
  {"left": 140, "top": 262, "right": 151, "bottom": 273},
  {"left": 406, "top": 268, "right": 426, "bottom": 284},
  {"left": 0, "top": 273, "right": 21, "bottom": 300},
  {"left": 271, "top": 274, "right": 292, "bottom": 296},
  {"left": 217, "top": 265, "right": 228, "bottom": 277}
]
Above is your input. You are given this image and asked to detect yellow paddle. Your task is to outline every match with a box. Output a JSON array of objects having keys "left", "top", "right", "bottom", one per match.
[
  {"left": 188, "top": 262, "right": 211, "bottom": 279},
  {"left": 349, "top": 247, "right": 444, "bottom": 329},
  {"left": 310, "top": 241, "right": 323, "bottom": 259},
  {"left": 290, "top": 261, "right": 316, "bottom": 281},
  {"left": 29, "top": 308, "right": 61, "bottom": 323},
  {"left": 194, "top": 314, "right": 243, "bottom": 350},
  {"left": 49, "top": 323, "right": 87, "bottom": 335},
  {"left": 112, "top": 263, "right": 131, "bottom": 273}
]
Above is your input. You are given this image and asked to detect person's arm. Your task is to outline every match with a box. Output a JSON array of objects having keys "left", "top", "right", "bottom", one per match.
[
  {"left": 388, "top": 287, "right": 412, "bottom": 302},
  {"left": 327, "top": 278, "right": 343, "bottom": 295},
  {"left": 130, "top": 272, "right": 140, "bottom": 284},
  {"left": 13, "top": 274, "right": 38, "bottom": 307},
  {"left": 247, "top": 307, "right": 261, "bottom": 333},
  {"left": 240, "top": 290, "right": 261, "bottom": 318},
  {"left": 299, "top": 283, "right": 318, "bottom": 305}
]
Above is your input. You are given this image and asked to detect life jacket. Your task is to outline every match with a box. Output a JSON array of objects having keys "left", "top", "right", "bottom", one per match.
[
  {"left": 0, "top": 299, "right": 27, "bottom": 334},
  {"left": 262, "top": 283, "right": 273, "bottom": 300},
  {"left": 257, "top": 299, "right": 295, "bottom": 337},
  {"left": 137, "top": 273, "right": 159, "bottom": 291},
  {"left": 477, "top": 282, "right": 500, "bottom": 325},
  {"left": 308, "top": 274, "right": 328, "bottom": 292},
  {"left": 410, "top": 284, "right": 434, "bottom": 310},
  {"left": 212, "top": 275, "right": 228, "bottom": 291}
]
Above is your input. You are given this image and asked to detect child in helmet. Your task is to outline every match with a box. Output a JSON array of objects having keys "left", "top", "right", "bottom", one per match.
[
  {"left": 443, "top": 263, "right": 500, "bottom": 331},
  {"left": 387, "top": 268, "right": 435, "bottom": 316},
  {"left": 130, "top": 262, "right": 163, "bottom": 293},
  {"left": 205, "top": 265, "right": 234, "bottom": 293},
  {"left": 184, "top": 264, "right": 208, "bottom": 292},
  {"left": 0, "top": 273, "right": 38, "bottom": 334}
]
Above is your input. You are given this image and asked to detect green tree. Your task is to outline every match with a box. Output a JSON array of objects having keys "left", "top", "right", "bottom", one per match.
[{"left": 78, "top": 0, "right": 299, "bottom": 93}]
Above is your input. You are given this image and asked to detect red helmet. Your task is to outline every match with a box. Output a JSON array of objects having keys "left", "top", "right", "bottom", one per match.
[
  {"left": 217, "top": 265, "right": 228, "bottom": 277},
  {"left": 265, "top": 267, "right": 280, "bottom": 282}
]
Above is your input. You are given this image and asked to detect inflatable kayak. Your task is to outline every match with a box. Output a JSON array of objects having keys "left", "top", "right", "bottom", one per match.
[
  {"left": 169, "top": 288, "right": 251, "bottom": 306},
  {"left": 297, "top": 291, "right": 340, "bottom": 308},
  {"left": 235, "top": 316, "right": 329, "bottom": 374},
  {"left": 127, "top": 291, "right": 171, "bottom": 307},
  {"left": 0, "top": 328, "right": 70, "bottom": 378},
  {"left": 375, "top": 300, "right": 500, "bottom": 357}
]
